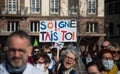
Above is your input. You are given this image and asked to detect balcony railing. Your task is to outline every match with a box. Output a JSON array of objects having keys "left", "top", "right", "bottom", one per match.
[{"left": 0, "top": 6, "right": 28, "bottom": 16}]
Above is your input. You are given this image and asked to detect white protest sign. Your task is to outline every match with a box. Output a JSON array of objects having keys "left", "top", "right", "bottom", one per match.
[{"left": 39, "top": 20, "right": 77, "bottom": 42}]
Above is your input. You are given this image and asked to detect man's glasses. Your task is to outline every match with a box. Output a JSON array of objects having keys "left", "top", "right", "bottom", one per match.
[
  {"left": 34, "top": 51, "right": 40, "bottom": 53},
  {"left": 8, "top": 48, "right": 27, "bottom": 54}
]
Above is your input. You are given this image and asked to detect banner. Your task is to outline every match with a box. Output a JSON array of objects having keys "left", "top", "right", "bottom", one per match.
[{"left": 39, "top": 19, "right": 77, "bottom": 42}]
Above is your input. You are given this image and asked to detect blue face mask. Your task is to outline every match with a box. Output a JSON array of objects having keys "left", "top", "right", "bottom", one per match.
[{"left": 102, "top": 60, "right": 114, "bottom": 70}]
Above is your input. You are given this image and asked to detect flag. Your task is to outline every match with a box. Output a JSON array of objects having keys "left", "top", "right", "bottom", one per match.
[{"left": 33, "top": 38, "right": 38, "bottom": 46}]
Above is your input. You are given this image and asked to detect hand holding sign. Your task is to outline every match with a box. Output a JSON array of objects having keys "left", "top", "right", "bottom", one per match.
[
  {"left": 54, "top": 42, "right": 64, "bottom": 50},
  {"left": 54, "top": 42, "right": 64, "bottom": 60}
]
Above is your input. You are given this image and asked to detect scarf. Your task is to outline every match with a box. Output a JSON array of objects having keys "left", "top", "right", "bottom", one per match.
[
  {"left": 104, "top": 64, "right": 118, "bottom": 74},
  {"left": 6, "top": 61, "right": 27, "bottom": 74}
]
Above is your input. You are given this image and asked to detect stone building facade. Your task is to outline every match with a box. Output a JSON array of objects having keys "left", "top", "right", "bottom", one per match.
[{"left": 0, "top": 0, "right": 106, "bottom": 51}]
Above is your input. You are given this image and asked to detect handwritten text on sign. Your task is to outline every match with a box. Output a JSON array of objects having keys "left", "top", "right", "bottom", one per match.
[{"left": 39, "top": 20, "right": 77, "bottom": 42}]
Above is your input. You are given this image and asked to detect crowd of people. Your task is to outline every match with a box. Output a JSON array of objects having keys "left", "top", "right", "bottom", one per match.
[{"left": 0, "top": 30, "right": 120, "bottom": 74}]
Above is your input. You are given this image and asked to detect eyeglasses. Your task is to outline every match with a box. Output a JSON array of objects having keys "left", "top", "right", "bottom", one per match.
[
  {"left": 45, "top": 51, "right": 52, "bottom": 54},
  {"left": 46, "top": 51, "right": 51, "bottom": 53},
  {"left": 65, "top": 56, "right": 75, "bottom": 61},
  {"left": 112, "top": 51, "right": 120, "bottom": 54},
  {"left": 102, "top": 57, "right": 113, "bottom": 60},
  {"left": 101, "top": 46, "right": 107, "bottom": 49},
  {"left": 8, "top": 48, "right": 27, "bottom": 54},
  {"left": 34, "top": 51, "right": 40, "bottom": 53}
]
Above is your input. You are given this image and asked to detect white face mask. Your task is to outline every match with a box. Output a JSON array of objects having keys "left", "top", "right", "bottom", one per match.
[
  {"left": 36, "top": 64, "right": 45, "bottom": 71},
  {"left": 47, "top": 53, "right": 52, "bottom": 59},
  {"left": 102, "top": 60, "right": 114, "bottom": 70},
  {"left": 86, "top": 57, "right": 92, "bottom": 64}
]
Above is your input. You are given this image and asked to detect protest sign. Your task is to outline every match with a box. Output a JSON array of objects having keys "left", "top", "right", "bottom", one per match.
[{"left": 39, "top": 19, "right": 77, "bottom": 42}]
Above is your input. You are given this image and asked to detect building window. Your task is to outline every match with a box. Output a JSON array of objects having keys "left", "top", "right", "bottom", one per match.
[
  {"left": 8, "top": 0, "right": 17, "bottom": 14},
  {"left": 107, "top": 4, "right": 114, "bottom": 15},
  {"left": 117, "top": 24, "right": 120, "bottom": 36},
  {"left": 30, "top": 21, "right": 39, "bottom": 32},
  {"left": 31, "top": 0, "right": 40, "bottom": 13},
  {"left": 115, "top": 2, "right": 120, "bottom": 14},
  {"left": 69, "top": 0, "right": 78, "bottom": 14},
  {"left": 7, "top": 21, "right": 19, "bottom": 32},
  {"left": 88, "top": 0, "right": 96, "bottom": 14},
  {"left": 86, "top": 22, "right": 98, "bottom": 33},
  {"left": 50, "top": 0, "right": 59, "bottom": 14},
  {"left": 109, "top": 23, "right": 114, "bottom": 35}
]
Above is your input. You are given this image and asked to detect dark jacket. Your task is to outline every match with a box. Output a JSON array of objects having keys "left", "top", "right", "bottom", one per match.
[
  {"left": 48, "top": 69, "right": 53, "bottom": 74},
  {"left": 55, "top": 63, "right": 77, "bottom": 74}
]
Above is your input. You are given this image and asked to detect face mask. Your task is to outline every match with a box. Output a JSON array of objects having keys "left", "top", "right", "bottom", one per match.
[
  {"left": 102, "top": 60, "right": 114, "bottom": 70},
  {"left": 47, "top": 53, "right": 52, "bottom": 59},
  {"left": 86, "top": 57, "right": 92, "bottom": 64},
  {"left": 36, "top": 64, "right": 45, "bottom": 71}
]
